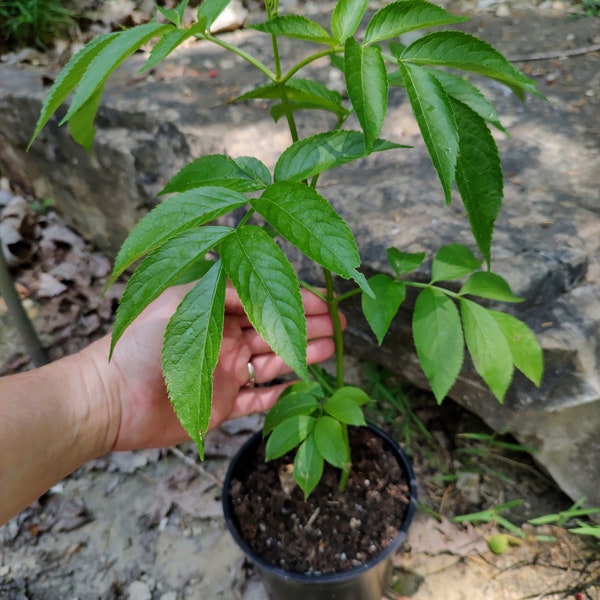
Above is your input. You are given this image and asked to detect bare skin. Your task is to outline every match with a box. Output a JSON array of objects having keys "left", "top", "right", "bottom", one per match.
[{"left": 0, "top": 284, "right": 339, "bottom": 525}]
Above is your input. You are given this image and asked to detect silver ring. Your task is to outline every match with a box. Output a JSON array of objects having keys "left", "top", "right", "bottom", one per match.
[{"left": 245, "top": 361, "right": 256, "bottom": 388}]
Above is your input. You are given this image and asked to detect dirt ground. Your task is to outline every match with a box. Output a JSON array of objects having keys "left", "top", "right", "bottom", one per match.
[{"left": 1, "top": 0, "right": 599, "bottom": 598}]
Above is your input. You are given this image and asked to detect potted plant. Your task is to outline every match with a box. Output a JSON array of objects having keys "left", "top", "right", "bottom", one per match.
[{"left": 29, "top": 0, "right": 544, "bottom": 597}]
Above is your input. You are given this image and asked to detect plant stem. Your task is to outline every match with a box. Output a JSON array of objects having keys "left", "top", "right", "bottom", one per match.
[
  {"left": 323, "top": 268, "right": 345, "bottom": 389},
  {"left": 338, "top": 423, "right": 350, "bottom": 492},
  {"left": 204, "top": 34, "right": 277, "bottom": 81},
  {"left": 281, "top": 48, "right": 339, "bottom": 83}
]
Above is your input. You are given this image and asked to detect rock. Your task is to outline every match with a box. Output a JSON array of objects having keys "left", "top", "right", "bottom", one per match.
[
  {"left": 127, "top": 580, "right": 152, "bottom": 600},
  {"left": 0, "top": 13, "right": 598, "bottom": 506},
  {"left": 210, "top": 0, "right": 248, "bottom": 33}
]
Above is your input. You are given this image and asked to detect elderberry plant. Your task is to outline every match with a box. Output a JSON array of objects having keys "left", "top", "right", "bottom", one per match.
[{"left": 30, "top": 0, "right": 544, "bottom": 497}]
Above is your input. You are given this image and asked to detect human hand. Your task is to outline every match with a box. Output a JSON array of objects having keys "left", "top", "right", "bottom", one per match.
[{"left": 85, "top": 283, "right": 339, "bottom": 454}]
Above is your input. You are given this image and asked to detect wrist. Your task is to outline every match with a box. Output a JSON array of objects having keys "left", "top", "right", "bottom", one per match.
[{"left": 73, "top": 336, "right": 123, "bottom": 459}]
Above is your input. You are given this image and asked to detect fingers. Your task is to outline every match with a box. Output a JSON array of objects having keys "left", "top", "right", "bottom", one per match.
[
  {"left": 225, "top": 382, "right": 292, "bottom": 422},
  {"left": 246, "top": 337, "right": 335, "bottom": 385},
  {"left": 225, "top": 286, "right": 331, "bottom": 318},
  {"left": 242, "top": 312, "right": 339, "bottom": 355}
]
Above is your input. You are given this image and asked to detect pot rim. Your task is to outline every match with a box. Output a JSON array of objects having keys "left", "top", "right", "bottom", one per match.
[{"left": 222, "top": 422, "right": 418, "bottom": 584}]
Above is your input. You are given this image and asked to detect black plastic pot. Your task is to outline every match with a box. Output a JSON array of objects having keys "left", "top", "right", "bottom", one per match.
[{"left": 222, "top": 423, "right": 418, "bottom": 600}]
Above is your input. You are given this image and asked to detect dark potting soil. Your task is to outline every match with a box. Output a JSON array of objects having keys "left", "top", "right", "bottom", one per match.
[{"left": 229, "top": 426, "right": 411, "bottom": 575}]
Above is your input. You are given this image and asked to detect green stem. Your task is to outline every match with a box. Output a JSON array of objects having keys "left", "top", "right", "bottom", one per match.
[
  {"left": 333, "top": 287, "right": 361, "bottom": 304},
  {"left": 338, "top": 423, "right": 350, "bottom": 492},
  {"left": 281, "top": 48, "right": 339, "bottom": 83},
  {"left": 300, "top": 280, "right": 327, "bottom": 302},
  {"left": 237, "top": 208, "right": 255, "bottom": 227},
  {"left": 323, "top": 268, "right": 345, "bottom": 389},
  {"left": 204, "top": 34, "right": 277, "bottom": 81}
]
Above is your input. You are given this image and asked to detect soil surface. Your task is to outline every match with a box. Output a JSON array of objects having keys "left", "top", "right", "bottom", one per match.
[
  {"left": 228, "top": 427, "right": 412, "bottom": 575},
  {"left": 1, "top": 1, "right": 599, "bottom": 599}
]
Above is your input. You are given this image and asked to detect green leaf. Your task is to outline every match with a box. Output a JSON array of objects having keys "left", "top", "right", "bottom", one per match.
[
  {"left": 345, "top": 38, "right": 388, "bottom": 151},
  {"left": 460, "top": 272, "right": 523, "bottom": 303},
  {"left": 362, "top": 274, "right": 406, "bottom": 345},
  {"left": 430, "top": 69, "right": 507, "bottom": 133},
  {"left": 324, "top": 387, "right": 368, "bottom": 425},
  {"left": 221, "top": 226, "right": 308, "bottom": 379},
  {"left": 156, "top": 0, "right": 189, "bottom": 27},
  {"left": 265, "top": 415, "right": 316, "bottom": 460},
  {"left": 263, "top": 390, "right": 320, "bottom": 435},
  {"left": 387, "top": 248, "right": 426, "bottom": 275},
  {"left": 110, "top": 226, "right": 233, "bottom": 355},
  {"left": 413, "top": 287, "right": 464, "bottom": 403},
  {"left": 364, "top": 0, "right": 467, "bottom": 45},
  {"left": 568, "top": 523, "right": 600, "bottom": 539},
  {"left": 67, "top": 87, "right": 102, "bottom": 152},
  {"left": 250, "top": 15, "right": 334, "bottom": 45},
  {"left": 161, "top": 155, "right": 270, "bottom": 194},
  {"left": 452, "top": 99, "right": 503, "bottom": 265},
  {"left": 61, "top": 23, "right": 172, "bottom": 125},
  {"left": 237, "top": 78, "right": 348, "bottom": 119},
  {"left": 109, "top": 187, "right": 249, "bottom": 285},
  {"left": 197, "top": 0, "right": 231, "bottom": 30},
  {"left": 274, "top": 130, "right": 406, "bottom": 182},
  {"left": 489, "top": 310, "right": 543, "bottom": 386},
  {"left": 294, "top": 433, "right": 324, "bottom": 498},
  {"left": 399, "top": 62, "right": 458, "bottom": 204},
  {"left": 460, "top": 298, "right": 514, "bottom": 402},
  {"left": 400, "top": 31, "right": 538, "bottom": 99},
  {"left": 162, "top": 261, "right": 226, "bottom": 457},
  {"left": 331, "top": 0, "right": 369, "bottom": 42},
  {"left": 140, "top": 23, "right": 205, "bottom": 72},
  {"left": 171, "top": 257, "right": 215, "bottom": 286},
  {"left": 253, "top": 182, "right": 372, "bottom": 295},
  {"left": 431, "top": 244, "right": 482, "bottom": 283},
  {"left": 314, "top": 415, "right": 350, "bottom": 469},
  {"left": 28, "top": 32, "right": 118, "bottom": 148}
]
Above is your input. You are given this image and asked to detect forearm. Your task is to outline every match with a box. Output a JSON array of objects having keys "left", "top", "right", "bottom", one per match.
[{"left": 0, "top": 349, "right": 112, "bottom": 525}]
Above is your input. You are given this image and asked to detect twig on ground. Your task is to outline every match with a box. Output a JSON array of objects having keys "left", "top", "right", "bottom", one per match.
[
  {"left": 169, "top": 446, "right": 223, "bottom": 488},
  {"left": 509, "top": 43, "right": 600, "bottom": 62}
]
